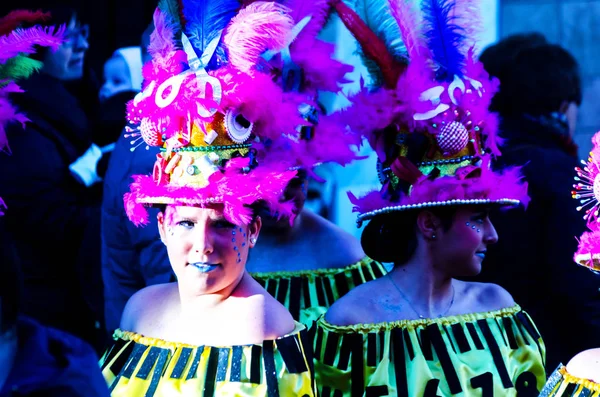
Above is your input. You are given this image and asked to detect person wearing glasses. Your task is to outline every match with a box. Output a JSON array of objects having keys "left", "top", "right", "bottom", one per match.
[
  {"left": 0, "top": 5, "right": 107, "bottom": 353},
  {"left": 42, "top": 19, "right": 90, "bottom": 80}
]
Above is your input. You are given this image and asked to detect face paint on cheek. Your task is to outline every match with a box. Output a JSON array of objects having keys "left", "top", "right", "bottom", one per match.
[
  {"left": 465, "top": 222, "right": 480, "bottom": 233},
  {"left": 240, "top": 227, "right": 247, "bottom": 248},
  {"left": 233, "top": 229, "right": 242, "bottom": 263}
]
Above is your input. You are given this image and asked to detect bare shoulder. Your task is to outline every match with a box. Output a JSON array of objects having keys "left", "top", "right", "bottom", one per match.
[
  {"left": 325, "top": 279, "right": 380, "bottom": 326},
  {"left": 261, "top": 292, "right": 296, "bottom": 338},
  {"left": 120, "top": 283, "right": 177, "bottom": 333},
  {"left": 459, "top": 281, "right": 515, "bottom": 312},
  {"left": 234, "top": 276, "right": 296, "bottom": 340},
  {"left": 303, "top": 210, "right": 365, "bottom": 266},
  {"left": 566, "top": 348, "right": 600, "bottom": 382}
]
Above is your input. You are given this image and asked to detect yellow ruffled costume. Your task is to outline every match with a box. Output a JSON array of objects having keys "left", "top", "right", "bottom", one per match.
[
  {"left": 101, "top": 323, "right": 315, "bottom": 396},
  {"left": 314, "top": 305, "right": 546, "bottom": 396},
  {"left": 540, "top": 365, "right": 600, "bottom": 396},
  {"left": 251, "top": 257, "right": 387, "bottom": 325}
]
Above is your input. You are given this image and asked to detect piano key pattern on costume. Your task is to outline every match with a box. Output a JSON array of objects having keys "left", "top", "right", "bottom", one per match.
[
  {"left": 315, "top": 312, "right": 544, "bottom": 396},
  {"left": 253, "top": 259, "right": 386, "bottom": 320},
  {"left": 101, "top": 329, "right": 311, "bottom": 397}
]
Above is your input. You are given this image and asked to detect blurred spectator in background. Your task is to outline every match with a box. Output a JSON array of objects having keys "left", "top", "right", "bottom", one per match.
[
  {"left": 0, "top": 218, "right": 109, "bottom": 397},
  {"left": 101, "top": 21, "right": 174, "bottom": 334},
  {"left": 475, "top": 35, "right": 595, "bottom": 370},
  {"left": 0, "top": 9, "right": 108, "bottom": 393},
  {"left": 94, "top": 46, "right": 143, "bottom": 176},
  {"left": 99, "top": 46, "right": 143, "bottom": 102},
  {"left": 478, "top": 32, "right": 548, "bottom": 89},
  {"left": 0, "top": 5, "right": 106, "bottom": 352}
]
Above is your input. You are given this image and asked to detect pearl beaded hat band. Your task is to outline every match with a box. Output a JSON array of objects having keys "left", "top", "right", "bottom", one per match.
[
  {"left": 330, "top": 0, "right": 530, "bottom": 227},
  {"left": 356, "top": 199, "right": 521, "bottom": 228}
]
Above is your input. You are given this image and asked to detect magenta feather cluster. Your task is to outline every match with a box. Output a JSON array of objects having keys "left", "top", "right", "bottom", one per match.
[
  {"left": 573, "top": 131, "right": 600, "bottom": 268},
  {"left": 0, "top": 11, "right": 64, "bottom": 154}
]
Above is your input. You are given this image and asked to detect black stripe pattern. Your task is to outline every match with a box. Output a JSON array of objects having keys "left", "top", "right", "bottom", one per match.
[
  {"left": 101, "top": 327, "right": 315, "bottom": 396},
  {"left": 250, "top": 258, "right": 387, "bottom": 321},
  {"left": 314, "top": 307, "right": 546, "bottom": 396}
]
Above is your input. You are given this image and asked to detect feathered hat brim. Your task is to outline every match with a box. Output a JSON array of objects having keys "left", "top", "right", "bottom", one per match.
[
  {"left": 124, "top": 158, "right": 298, "bottom": 227},
  {"left": 574, "top": 253, "right": 600, "bottom": 273},
  {"left": 350, "top": 164, "right": 529, "bottom": 227}
]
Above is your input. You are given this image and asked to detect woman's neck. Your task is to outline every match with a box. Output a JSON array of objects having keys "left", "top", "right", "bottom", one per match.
[{"left": 388, "top": 256, "right": 454, "bottom": 318}]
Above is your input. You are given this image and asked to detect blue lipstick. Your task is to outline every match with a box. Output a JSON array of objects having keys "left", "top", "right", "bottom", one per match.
[{"left": 190, "top": 262, "right": 219, "bottom": 273}]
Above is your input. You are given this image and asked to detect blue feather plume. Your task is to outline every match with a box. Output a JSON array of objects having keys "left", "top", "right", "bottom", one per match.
[
  {"left": 180, "top": 0, "right": 240, "bottom": 69},
  {"left": 352, "top": 0, "right": 407, "bottom": 88},
  {"left": 421, "top": 0, "right": 466, "bottom": 81},
  {"left": 159, "top": 0, "right": 183, "bottom": 33}
]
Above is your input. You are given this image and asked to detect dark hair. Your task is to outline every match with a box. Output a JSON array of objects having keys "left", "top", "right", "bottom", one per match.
[
  {"left": 361, "top": 207, "right": 457, "bottom": 265},
  {"left": 479, "top": 32, "right": 548, "bottom": 79},
  {"left": 484, "top": 42, "right": 582, "bottom": 116}
]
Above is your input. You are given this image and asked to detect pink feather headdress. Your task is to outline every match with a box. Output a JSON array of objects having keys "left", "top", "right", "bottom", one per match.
[
  {"left": 124, "top": 0, "right": 359, "bottom": 226},
  {"left": 573, "top": 131, "right": 600, "bottom": 271},
  {"left": 332, "top": 0, "right": 528, "bottom": 226},
  {"left": 0, "top": 10, "right": 64, "bottom": 215},
  {"left": 0, "top": 10, "right": 64, "bottom": 154}
]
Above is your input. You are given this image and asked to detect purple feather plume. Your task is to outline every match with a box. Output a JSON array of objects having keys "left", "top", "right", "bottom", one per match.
[
  {"left": 0, "top": 25, "right": 64, "bottom": 63},
  {"left": 148, "top": 9, "right": 177, "bottom": 59}
]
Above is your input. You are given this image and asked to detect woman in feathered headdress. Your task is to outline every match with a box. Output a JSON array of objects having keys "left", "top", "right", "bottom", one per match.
[
  {"left": 312, "top": 0, "right": 546, "bottom": 395},
  {"left": 101, "top": 0, "right": 387, "bottom": 337},
  {"left": 97, "top": 0, "right": 368, "bottom": 394}
]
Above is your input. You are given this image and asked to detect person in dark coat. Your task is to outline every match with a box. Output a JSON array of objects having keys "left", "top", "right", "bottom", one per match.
[
  {"left": 101, "top": 22, "right": 173, "bottom": 333},
  {"left": 101, "top": 130, "right": 173, "bottom": 334},
  {"left": 474, "top": 39, "right": 596, "bottom": 371},
  {"left": 0, "top": 6, "right": 106, "bottom": 352},
  {"left": 0, "top": 217, "right": 108, "bottom": 397}
]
